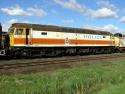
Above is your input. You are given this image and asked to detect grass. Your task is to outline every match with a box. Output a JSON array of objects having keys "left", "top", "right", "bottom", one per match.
[
  {"left": 1, "top": 60, "right": 125, "bottom": 94},
  {"left": 98, "top": 82, "right": 125, "bottom": 94}
]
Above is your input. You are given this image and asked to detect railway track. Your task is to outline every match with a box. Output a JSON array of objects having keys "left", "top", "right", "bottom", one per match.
[{"left": 0, "top": 53, "right": 125, "bottom": 74}]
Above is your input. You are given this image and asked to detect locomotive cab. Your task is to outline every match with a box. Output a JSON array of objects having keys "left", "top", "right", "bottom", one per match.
[
  {"left": 114, "top": 33, "right": 125, "bottom": 51},
  {"left": 9, "top": 27, "right": 30, "bottom": 47}
]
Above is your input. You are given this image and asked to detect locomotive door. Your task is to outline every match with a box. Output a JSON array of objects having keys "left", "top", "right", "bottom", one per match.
[
  {"left": 26, "top": 29, "right": 29, "bottom": 45},
  {"left": 65, "top": 37, "right": 69, "bottom": 45}
]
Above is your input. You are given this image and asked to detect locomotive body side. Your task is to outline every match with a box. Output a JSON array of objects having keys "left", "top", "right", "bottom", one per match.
[
  {"left": 11, "top": 24, "right": 114, "bottom": 47},
  {"left": 30, "top": 30, "right": 114, "bottom": 47},
  {"left": 6, "top": 23, "right": 116, "bottom": 57}
]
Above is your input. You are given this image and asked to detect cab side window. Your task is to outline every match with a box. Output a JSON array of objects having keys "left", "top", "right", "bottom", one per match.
[
  {"left": 15, "top": 29, "right": 24, "bottom": 35},
  {"left": 9, "top": 28, "right": 15, "bottom": 34},
  {"left": 41, "top": 32, "right": 47, "bottom": 35}
]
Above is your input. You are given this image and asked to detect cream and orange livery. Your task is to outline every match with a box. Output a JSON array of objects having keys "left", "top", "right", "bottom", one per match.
[
  {"left": 0, "top": 23, "right": 116, "bottom": 57},
  {"left": 9, "top": 23, "right": 114, "bottom": 47}
]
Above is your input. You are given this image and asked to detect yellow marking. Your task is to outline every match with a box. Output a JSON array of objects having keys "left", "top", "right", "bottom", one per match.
[
  {"left": 10, "top": 34, "right": 14, "bottom": 46},
  {"left": 114, "top": 37, "right": 120, "bottom": 48}
]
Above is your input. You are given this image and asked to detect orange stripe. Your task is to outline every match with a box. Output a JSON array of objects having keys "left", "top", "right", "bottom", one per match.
[
  {"left": 14, "top": 38, "right": 65, "bottom": 44},
  {"left": 33, "top": 39, "right": 65, "bottom": 44},
  {"left": 14, "top": 38, "right": 31, "bottom": 44},
  {"left": 14, "top": 38, "right": 114, "bottom": 45},
  {"left": 14, "top": 38, "right": 25, "bottom": 44},
  {"left": 70, "top": 40, "right": 114, "bottom": 44}
]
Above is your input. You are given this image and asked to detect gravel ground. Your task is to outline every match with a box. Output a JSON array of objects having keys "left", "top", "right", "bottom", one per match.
[
  {"left": 0, "top": 53, "right": 125, "bottom": 75},
  {"left": 0, "top": 53, "right": 124, "bottom": 65}
]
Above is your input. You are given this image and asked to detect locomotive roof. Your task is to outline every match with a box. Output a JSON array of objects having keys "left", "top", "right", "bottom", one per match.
[{"left": 11, "top": 23, "right": 112, "bottom": 35}]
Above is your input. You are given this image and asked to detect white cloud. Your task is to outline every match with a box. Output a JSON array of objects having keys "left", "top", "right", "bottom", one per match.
[
  {"left": 1, "top": 5, "right": 47, "bottom": 16},
  {"left": 2, "top": 19, "right": 30, "bottom": 31},
  {"left": 82, "top": 25, "right": 102, "bottom": 30},
  {"left": 63, "top": 19, "right": 75, "bottom": 24},
  {"left": 96, "top": 0, "right": 116, "bottom": 10},
  {"left": 54, "top": 0, "right": 86, "bottom": 13},
  {"left": 87, "top": 8, "right": 118, "bottom": 19},
  {"left": 2, "top": 19, "right": 18, "bottom": 31},
  {"left": 120, "top": 16, "right": 125, "bottom": 23},
  {"left": 8, "top": 19, "right": 18, "bottom": 24},
  {"left": 82, "top": 24, "right": 120, "bottom": 33},
  {"left": 26, "top": 8, "right": 47, "bottom": 16},
  {"left": 102, "top": 24, "right": 120, "bottom": 33},
  {"left": 54, "top": 0, "right": 117, "bottom": 19}
]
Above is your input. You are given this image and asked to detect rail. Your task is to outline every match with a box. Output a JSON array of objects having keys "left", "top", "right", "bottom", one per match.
[{"left": 0, "top": 53, "right": 125, "bottom": 74}]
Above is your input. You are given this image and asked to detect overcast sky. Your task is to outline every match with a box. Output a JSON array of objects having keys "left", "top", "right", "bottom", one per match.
[{"left": 0, "top": 0, "right": 125, "bottom": 34}]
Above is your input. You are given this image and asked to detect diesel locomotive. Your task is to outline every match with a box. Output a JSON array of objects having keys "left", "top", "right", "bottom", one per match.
[{"left": 0, "top": 23, "right": 124, "bottom": 58}]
